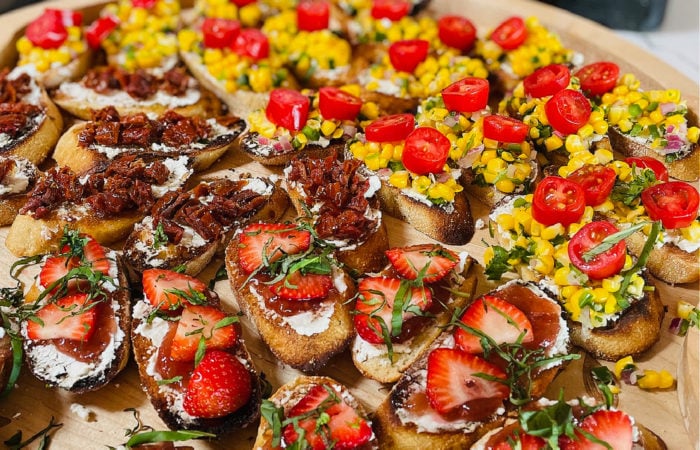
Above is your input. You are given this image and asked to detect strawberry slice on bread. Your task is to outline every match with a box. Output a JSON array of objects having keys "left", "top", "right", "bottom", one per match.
[
  {"left": 238, "top": 223, "right": 312, "bottom": 274},
  {"left": 26, "top": 293, "right": 96, "bottom": 342},
  {"left": 142, "top": 268, "right": 208, "bottom": 310},
  {"left": 169, "top": 305, "right": 239, "bottom": 362},
  {"left": 39, "top": 234, "right": 111, "bottom": 290},
  {"left": 385, "top": 244, "right": 459, "bottom": 283}
]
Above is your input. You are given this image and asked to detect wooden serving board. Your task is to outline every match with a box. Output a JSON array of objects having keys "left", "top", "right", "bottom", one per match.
[{"left": 0, "top": 0, "right": 697, "bottom": 448}]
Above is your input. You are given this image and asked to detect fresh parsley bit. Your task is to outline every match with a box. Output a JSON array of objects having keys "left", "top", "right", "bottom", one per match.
[
  {"left": 109, "top": 409, "right": 214, "bottom": 449},
  {"left": 152, "top": 222, "right": 169, "bottom": 250},
  {"left": 610, "top": 167, "right": 657, "bottom": 206},
  {"left": 484, "top": 243, "right": 534, "bottom": 281}
]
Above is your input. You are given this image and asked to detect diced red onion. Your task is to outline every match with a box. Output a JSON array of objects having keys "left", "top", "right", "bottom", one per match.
[
  {"left": 342, "top": 124, "right": 357, "bottom": 139},
  {"left": 443, "top": 115, "right": 458, "bottom": 127},
  {"left": 660, "top": 102, "right": 676, "bottom": 115},
  {"left": 669, "top": 317, "right": 683, "bottom": 335}
]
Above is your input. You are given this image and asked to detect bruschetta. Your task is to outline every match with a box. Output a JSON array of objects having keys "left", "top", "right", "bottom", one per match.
[{"left": 0, "top": 156, "right": 39, "bottom": 226}]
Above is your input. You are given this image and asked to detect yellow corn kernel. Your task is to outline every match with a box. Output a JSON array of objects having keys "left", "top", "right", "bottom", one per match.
[
  {"left": 618, "top": 119, "right": 633, "bottom": 133},
  {"left": 16, "top": 36, "right": 32, "bottom": 54},
  {"left": 532, "top": 255, "right": 554, "bottom": 274},
  {"left": 496, "top": 214, "right": 515, "bottom": 231},
  {"left": 592, "top": 119, "right": 609, "bottom": 135},
  {"left": 320, "top": 120, "right": 337, "bottom": 137},
  {"left": 360, "top": 102, "right": 379, "bottom": 120},
  {"left": 350, "top": 141, "right": 367, "bottom": 160},
  {"left": 541, "top": 223, "right": 564, "bottom": 241},
  {"left": 592, "top": 287, "right": 610, "bottom": 304},
  {"left": 239, "top": 4, "right": 261, "bottom": 27},
  {"left": 577, "top": 124, "right": 594, "bottom": 139},
  {"left": 638, "top": 370, "right": 660, "bottom": 389},
  {"left": 561, "top": 285, "right": 577, "bottom": 300},
  {"left": 34, "top": 58, "right": 50, "bottom": 72},
  {"left": 594, "top": 148, "right": 614, "bottom": 164},
  {"left": 486, "top": 157, "right": 507, "bottom": 173},
  {"left": 389, "top": 171, "right": 409, "bottom": 189},
  {"left": 602, "top": 275, "right": 622, "bottom": 293},
  {"left": 614, "top": 356, "right": 636, "bottom": 379},
  {"left": 529, "top": 127, "right": 541, "bottom": 140},
  {"left": 565, "top": 134, "right": 585, "bottom": 153},
  {"left": 623, "top": 254, "right": 634, "bottom": 271},
  {"left": 663, "top": 89, "right": 681, "bottom": 103},
  {"left": 483, "top": 246, "right": 495, "bottom": 266},
  {"left": 665, "top": 114, "right": 685, "bottom": 127},
  {"left": 658, "top": 370, "right": 674, "bottom": 389},
  {"left": 412, "top": 176, "right": 431, "bottom": 194},
  {"left": 495, "top": 179, "right": 516, "bottom": 193},
  {"left": 428, "top": 183, "right": 456, "bottom": 202},
  {"left": 687, "top": 126, "right": 700, "bottom": 144},
  {"left": 677, "top": 301, "right": 697, "bottom": 320},
  {"left": 544, "top": 135, "right": 563, "bottom": 152},
  {"left": 480, "top": 149, "right": 498, "bottom": 164}
]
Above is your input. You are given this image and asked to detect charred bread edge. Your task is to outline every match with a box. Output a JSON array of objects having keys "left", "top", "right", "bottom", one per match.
[{"left": 240, "top": 132, "right": 345, "bottom": 166}]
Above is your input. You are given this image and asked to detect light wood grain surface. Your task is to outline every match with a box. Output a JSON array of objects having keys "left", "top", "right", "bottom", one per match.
[{"left": 0, "top": 0, "right": 697, "bottom": 448}]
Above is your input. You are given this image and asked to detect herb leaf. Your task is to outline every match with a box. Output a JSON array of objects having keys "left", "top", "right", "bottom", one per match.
[
  {"left": 125, "top": 430, "right": 216, "bottom": 448},
  {"left": 582, "top": 222, "right": 648, "bottom": 262}
]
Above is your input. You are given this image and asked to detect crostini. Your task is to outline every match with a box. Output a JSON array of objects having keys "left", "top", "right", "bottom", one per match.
[
  {"left": 254, "top": 375, "right": 379, "bottom": 449},
  {"left": 225, "top": 222, "right": 355, "bottom": 372},
  {"left": 6, "top": 154, "right": 193, "bottom": 257},
  {"left": 283, "top": 151, "right": 389, "bottom": 273},
  {"left": 53, "top": 106, "right": 244, "bottom": 174},
  {"left": 374, "top": 281, "right": 573, "bottom": 448},
  {"left": 53, "top": 65, "right": 223, "bottom": 120},
  {"left": 123, "top": 175, "right": 289, "bottom": 275},
  {"left": 20, "top": 232, "right": 131, "bottom": 393},
  {"left": 0, "top": 156, "right": 39, "bottom": 226},
  {"left": 131, "top": 268, "right": 262, "bottom": 433},
  {"left": 350, "top": 244, "right": 477, "bottom": 383}
]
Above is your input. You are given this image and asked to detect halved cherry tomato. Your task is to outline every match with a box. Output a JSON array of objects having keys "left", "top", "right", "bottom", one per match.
[
  {"left": 45, "top": 8, "right": 82, "bottom": 27},
  {"left": 641, "top": 181, "right": 699, "bottom": 229},
  {"left": 523, "top": 64, "right": 570, "bottom": 98},
  {"left": 441, "top": 77, "right": 489, "bottom": 113},
  {"left": 566, "top": 164, "right": 616, "bottom": 207},
  {"left": 575, "top": 61, "right": 620, "bottom": 96},
  {"left": 388, "top": 39, "right": 429, "bottom": 73},
  {"left": 365, "top": 113, "right": 414, "bottom": 143},
  {"left": 568, "top": 221, "right": 626, "bottom": 280},
  {"left": 26, "top": 9, "right": 68, "bottom": 49},
  {"left": 231, "top": 0, "right": 257, "bottom": 6},
  {"left": 202, "top": 18, "right": 240, "bottom": 49},
  {"left": 625, "top": 156, "right": 669, "bottom": 182},
  {"left": 297, "top": 0, "right": 329, "bottom": 32},
  {"left": 531, "top": 176, "right": 586, "bottom": 226},
  {"left": 318, "top": 87, "right": 362, "bottom": 121},
  {"left": 86, "top": 15, "right": 119, "bottom": 50},
  {"left": 544, "top": 89, "right": 591, "bottom": 135},
  {"left": 402, "top": 127, "right": 450, "bottom": 174},
  {"left": 483, "top": 115, "right": 528, "bottom": 143},
  {"left": 437, "top": 15, "right": 477, "bottom": 52},
  {"left": 371, "top": 0, "right": 411, "bottom": 21},
  {"left": 490, "top": 16, "right": 527, "bottom": 50},
  {"left": 265, "top": 88, "right": 310, "bottom": 132},
  {"left": 132, "top": 0, "right": 157, "bottom": 8},
  {"left": 231, "top": 28, "right": 269, "bottom": 61}
]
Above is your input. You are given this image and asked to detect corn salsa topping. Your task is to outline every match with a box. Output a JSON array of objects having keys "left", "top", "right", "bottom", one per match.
[{"left": 16, "top": 25, "right": 86, "bottom": 74}]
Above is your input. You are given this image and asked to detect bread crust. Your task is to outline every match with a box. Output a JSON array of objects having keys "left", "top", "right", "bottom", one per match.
[
  {"left": 240, "top": 132, "right": 345, "bottom": 166},
  {"left": 625, "top": 230, "right": 699, "bottom": 284},
  {"left": 37, "top": 50, "right": 90, "bottom": 89}
]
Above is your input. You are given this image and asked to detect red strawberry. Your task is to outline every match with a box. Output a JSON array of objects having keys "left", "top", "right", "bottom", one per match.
[
  {"left": 563, "top": 409, "right": 633, "bottom": 450},
  {"left": 426, "top": 347, "right": 509, "bottom": 415},
  {"left": 170, "top": 305, "right": 238, "bottom": 362},
  {"left": 26, "top": 293, "right": 97, "bottom": 342},
  {"left": 142, "top": 269, "right": 207, "bottom": 310},
  {"left": 39, "top": 236, "right": 110, "bottom": 290},
  {"left": 353, "top": 277, "right": 431, "bottom": 344},
  {"left": 385, "top": 244, "right": 459, "bottom": 283},
  {"left": 238, "top": 223, "right": 311, "bottom": 274},
  {"left": 183, "top": 350, "right": 252, "bottom": 418},
  {"left": 282, "top": 384, "right": 372, "bottom": 450},
  {"left": 454, "top": 295, "right": 534, "bottom": 354},
  {"left": 493, "top": 431, "right": 546, "bottom": 449},
  {"left": 270, "top": 271, "right": 333, "bottom": 300}
]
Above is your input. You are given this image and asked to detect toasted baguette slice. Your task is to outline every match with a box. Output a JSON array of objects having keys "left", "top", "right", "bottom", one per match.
[
  {"left": 351, "top": 251, "right": 477, "bottom": 383},
  {"left": 608, "top": 125, "right": 699, "bottom": 181},
  {"left": 123, "top": 176, "right": 289, "bottom": 275},
  {"left": 21, "top": 248, "right": 131, "bottom": 393},
  {"left": 30, "top": 50, "right": 90, "bottom": 89},
  {"left": 374, "top": 280, "right": 571, "bottom": 449},
  {"left": 6, "top": 155, "right": 193, "bottom": 256},
  {"left": 625, "top": 231, "right": 699, "bottom": 284},
  {"left": 283, "top": 154, "right": 389, "bottom": 273},
  {"left": 0, "top": 156, "right": 39, "bottom": 226},
  {"left": 52, "top": 66, "right": 222, "bottom": 120},
  {"left": 253, "top": 376, "right": 379, "bottom": 450},
  {"left": 225, "top": 225, "right": 356, "bottom": 373},
  {"left": 240, "top": 132, "right": 345, "bottom": 166},
  {"left": 131, "top": 294, "right": 261, "bottom": 433},
  {"left": 53, "top": 110, "right": 244, "bottom": 175}
]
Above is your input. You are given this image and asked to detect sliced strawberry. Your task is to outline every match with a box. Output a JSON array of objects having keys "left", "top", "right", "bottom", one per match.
[
  {"left": 39, "top": 236, "right": 110, "bottom": 290},
  {"left": 564, "top": 409, "right": 633, "bottom": 450},
  {"left": 26, "top": 293, "right": 97, "bottom": 342},
  {"left": 454, "top": 295, "right": 534, "bottom": 354},
  {"left": 183, "top": 350, "right": 252, "bottom": 418},
  {"left": 170, "top": 305, "right": 238, "bottom": 362},
  {"left": 353, "top": 277, "right": 431, "bottom": 344},
  {"left": 142, "top": 269, "right": 207, "bottom": 311},
  {"left": 270, "top": 271, "right": 332, "bottom": 300},
  {"left": 426, "top": 347, "right": 509, "bottom": 415},
  {"left": 238, "top": 223, "right": 312, "bottom": 274},
  {"left": 493, "top": 432, "right": 546, "bottom": 450},
  {"left": 385, "top": 244, "right": 459, "bottom": 283},
  {"left": 282, "top": 384, "right": 372, "bottom": 450}
]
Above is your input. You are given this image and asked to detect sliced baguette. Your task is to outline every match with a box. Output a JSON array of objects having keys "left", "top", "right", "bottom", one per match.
[
  {"left": 623, "top": 227, "right": 699, "bottom": 285},
  {"left": 253, "top": 376, "right": 379, "bottom": 450},
  {"left": 351, "top": 252, "right": 477, "bottom": 383},
  {"left": 240, "top": 132, "right": 346, "bottom": 166},
  {"left": 33, "top": 50, "right": 90, "bottom": 89},
  {"left": 21, "top": 249, "right": 131, "bottom": 393},
  {"left": 0, "top": 156, "right": 38, "bottom": 226},
  {"left": 123, "top": 176, "right": 290, "bottom": 275}
]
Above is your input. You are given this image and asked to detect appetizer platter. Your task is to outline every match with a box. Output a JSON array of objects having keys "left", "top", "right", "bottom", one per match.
[{"left": 0, "top": 0, "right": 697, "bottom": 448}]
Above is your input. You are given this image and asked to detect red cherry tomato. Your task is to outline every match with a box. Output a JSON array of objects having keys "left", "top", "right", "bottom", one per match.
[
  {"left": 575, "top": 61, "right": 620, "bottom": 96},
  {"left": 437, "top": 15, "right": 477, "bottom": 52},
  {"left": 531, "top": 176, "right": 586, "bottom": 226},
  {"left": 132, "top": 0, "right": 157, "bottom": 8},
  {"left": 365, "top": 113, "right": 415, "bottom": 143},
  {"left": 318, "top": 87, "right": 363, "bottom": 121},
  {"left": 402, "top": 127, "right": 451, "bottom": 174},
  {"left": 297, "top": 0, "right": 329, "bottom": 31},
  {"left": 483, "top": 115, "right": 529, "bottom": 143},
  {"left": 231, "top": 28, "right": 269, "bottom": 61},
  {"left": 371, "top": 0, "right": 411, "bottom": 21},
  {"left": 490, "top": 16, "right": 527, "bottom": 50},
  {"left": 624, "top": 156, "right": 669, "bottom": 182},
  {"left": 388, "top": 39, "right": 429, "bottom": 73},
  {"left": 523, "top": 64, "right": 571, "bottom": 98},
  {"left": 641, "top": 181, "right": 699, "bottom": 229},
  {"left": 544, "top": 89, "right": 591, "bottom": 135},
  {"left": 25, "top": 9, "right": 68, "bottom": 49},
  {"left": 231, "top": 0, "right": 257, "bottom": 6},
  {"left": 86, "top": 15, "right": 119, "bottom": 50},
  {"left": 45, "top": 9, "right": 82, "bottom": 27},
  {"left": 566, "top": 164, "right": 617, "bottom": 207},
  {"left": 201, "top": 18, "right": 240, "bottom": 49},
  {"left": 568, "top": 221, "right": 627, "bottom": 280},
  {"left": 441, "top": 77, "right": 489, "bottom": 113},
  {"left": 265, "top": 88, "right": 310, "bottom": 132}
]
